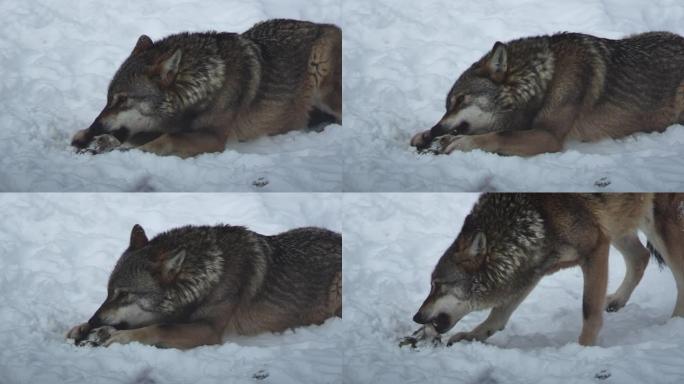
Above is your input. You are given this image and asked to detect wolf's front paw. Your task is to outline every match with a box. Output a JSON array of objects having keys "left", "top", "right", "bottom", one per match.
[
  {"left": 76, "top": 325, "right": 118, "bottom": 347},
  {"left": 439, "top": 135, "right": 478, "bottom": 154},
  {"left": 76, "top": 134, "right": 122, "bottom": 155},
  {"left": 66, "top": 322, "right": 92, "bottom": 343},
  {"left": 446, "top": 330, "right": 489, "bottom": 346}
]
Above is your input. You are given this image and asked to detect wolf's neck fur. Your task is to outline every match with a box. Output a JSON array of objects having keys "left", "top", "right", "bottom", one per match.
[
  {"left": 496, "top": 36, "right": 555, "bottom": 111},
  {"left": 469, "top": 194, "right": 546, "bottom": 302}
]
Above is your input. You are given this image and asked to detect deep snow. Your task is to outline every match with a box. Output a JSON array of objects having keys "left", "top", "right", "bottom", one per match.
[
  {"left": 343, "top": 0, "right": 684, "bottom": 191},
  {"left": 0, "top": 193, "right": 343, "bottom": 384},
  {"left": 0, "top": 0, "right": 341, "bottom": 192},
  {"left": 343, "top": 193, "right": 684, "bottom": 384}
]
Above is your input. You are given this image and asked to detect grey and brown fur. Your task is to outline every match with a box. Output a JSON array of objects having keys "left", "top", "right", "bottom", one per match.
[
  {"left": 71, "top": 19, "right": 342, "bottom": 158},
  {"left": 410, "top": 32, "right": 684, "bottom": 156},
  {"left": 404, "top": 193, "right": 684, "bottom": 347},
  {"left": 66, "top": 223, "right": 341, "bottom": 349}
]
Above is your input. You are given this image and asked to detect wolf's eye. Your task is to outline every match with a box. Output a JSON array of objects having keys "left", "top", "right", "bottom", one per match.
[
  {"left": 431, "top": 282, "right": 443, "bottom": 293},
  {"left": 112, "top": 289, "right": 130, "bottom": 300},
  {"left": 113, "top": 94, "right": 128, "bottom": 107},
  {"left": 455, "top": 94, "right": 465, "bottom": 106}
]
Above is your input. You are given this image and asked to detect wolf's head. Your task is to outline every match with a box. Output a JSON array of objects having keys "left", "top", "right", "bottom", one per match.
[
  {"left": 413, "top": 194, "right": 546, "bottom": 334},
  {"left": 420, "top": 40, "right": 552, "bottom": 145},
  {"left": 72, "top": 35, "right": 181, "bottom": 149},
  {"left": 88, "top": 224, "right": 222, "bottom": 330},
  {"left": 412, "top": 228, "right": 489, "bottom": 334}
]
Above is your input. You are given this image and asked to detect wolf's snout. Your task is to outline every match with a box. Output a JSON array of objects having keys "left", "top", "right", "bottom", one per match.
[
  {"left": 413, "top": 312, "right": 427, "bottom": 324},
  {"left": 429, "top": 124, "right": 446, "bottom": 139},
  {"left": 87, "top": 314, "right": 102, "bottom": 327}
]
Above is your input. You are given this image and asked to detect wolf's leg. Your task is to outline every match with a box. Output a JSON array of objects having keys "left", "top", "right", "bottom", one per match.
[
  {"left": 643, "top": 194, "right": 684, "bottom": 317},
  {"left": 310, "top": 26, "right": 341, "bottom": 124},
  {"left": 605, "top": 233, "right": 650, "bottom": 312},
  {"left": 101, "top": 322, "right": 222, "bottom": 349},
  {"left": 578, "top": 235, "right": 610, "bottom": 346},
  {"left": 441, "top": 129, "right": 563, "bottom": 156},
  {"left": 137, "top": 131, "right": 226, "bottom": 158},
  {"left": 446, "top": 284, "right": 535, "bottom": 345}
]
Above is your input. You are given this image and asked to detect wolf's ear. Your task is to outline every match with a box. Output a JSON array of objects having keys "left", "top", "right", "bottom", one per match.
[
  {"left": 161, "top": 249, "right": 186, "bottom": 280},
  {"left": 483, "top": 42, "right": 508, "bottom": 82},
  {"left": 129, "top": 224, "right": 149, "bottom": 250},
  {"left": 132, "top": 35, "right": 153, "bottom": 55},
  {"left": 467, "top": 232, "right": 487, "bottom": 258},
  {"left": 158, "top": 49, "right": 182, "bottom": 86}
]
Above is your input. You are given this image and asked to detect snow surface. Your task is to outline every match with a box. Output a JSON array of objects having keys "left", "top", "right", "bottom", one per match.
[
  {"left": 0, "top": 0, "right": 341, "bottom": 192},
  {"left": 343, "top": 0, "right": 684, "bottom": 191},
  {"left": 343, "top": 194, "right": 684, "bottom": 384},
  {"left": 0, "top": 194, "right": 343, "bottom": 384}
]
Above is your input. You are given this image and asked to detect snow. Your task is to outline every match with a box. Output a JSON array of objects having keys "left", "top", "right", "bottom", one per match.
[
  {"left": 0, "top": 194, "right": 343, "bottom": 384},
  {"left": 343, "top": 0, "right": 684, "bottom": 191},
  {"left": 0, "top": 0, "right": 341, "bottom": 192},
  {"left": 343, "top": 194, "right": 684, "bottom": 383}
]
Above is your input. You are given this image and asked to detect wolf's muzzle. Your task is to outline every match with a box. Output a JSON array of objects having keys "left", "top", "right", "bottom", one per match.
[{"left": 429, "top": 124, "right": 446, "bottom": 139}]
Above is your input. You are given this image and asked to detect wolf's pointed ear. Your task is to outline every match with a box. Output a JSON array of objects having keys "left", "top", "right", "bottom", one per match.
[
  {"left": 129, "top": 224, "right": 149, "bottom": 250},
  {"left": 132, "top": 35, "right": 153, "bottom": 55},
  {"left": 483, "top": 42, "right": 508, "bottom": 82},
  {"left": 467, "top": 232, "right": 487, "bottom": 258},
  {"left": 158, "top": 49, "right": 182, "bottom": 86},
  {"left": 161, "top": 249, "right": 186, "bottom": 280}
]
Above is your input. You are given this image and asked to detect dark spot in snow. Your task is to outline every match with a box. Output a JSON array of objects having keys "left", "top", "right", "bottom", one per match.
[
  {"left": 594, "top": 177, "right": 610, "bottom": 188},
  {"left": 252, "top": 177, "right": 269, "bottom": 188},
  {"left": 595, "top": 369, "right": 611, "bottom": 380},
  {"left": 253, "top": 369, "right": 269, "bottom": 380}
]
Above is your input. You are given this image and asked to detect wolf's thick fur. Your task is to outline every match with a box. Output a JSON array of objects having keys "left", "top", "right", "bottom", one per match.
[
  {"left": 71, "top": 19, "right": 342, "bottom": 158},
  {"left": 66, "top": 224, "right": 341, "bottom": 349},
  {"left": 411, "top": 32, "right": 684, "bottom": 156},
  {"left": 408, "top": 193, "right": 684, "bottom": 347}
]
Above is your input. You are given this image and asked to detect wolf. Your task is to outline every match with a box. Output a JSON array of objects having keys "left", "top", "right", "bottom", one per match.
[
  {"left": 402, "top": 193, "right": 684, "bottom": 347},
  {"left": 66, "top": 223, "right": 341, "bottom": 349},
  {"left": 410, "top": 32, "right": 684, "bottom": 156},
  {"left": 71, "top": 19, "right": 342, "bottom": 158}
]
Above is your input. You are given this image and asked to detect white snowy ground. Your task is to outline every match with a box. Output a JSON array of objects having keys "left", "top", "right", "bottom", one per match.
[
  {"left": 0, "top": 194, "right": 343, "bottom": 384},
  {"left": 343, "top": 0, "right": 684, "bottom": 191},
  {"left": 0, "top": 0, "right": 341, "bottom": 192},
  {"left": 343, "top": 194, "right": 684, "bottom": 384}
]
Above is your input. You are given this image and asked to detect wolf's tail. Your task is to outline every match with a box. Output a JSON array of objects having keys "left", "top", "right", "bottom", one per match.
[{"left": 647, "top": 241, "right": 666, "bottom": 269}]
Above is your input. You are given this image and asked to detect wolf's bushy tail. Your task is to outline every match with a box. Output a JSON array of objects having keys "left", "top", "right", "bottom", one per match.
[{"left": 647, "top": 241, "right": 666, "bottom": 268}]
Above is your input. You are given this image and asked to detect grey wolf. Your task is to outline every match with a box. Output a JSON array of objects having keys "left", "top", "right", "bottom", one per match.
[
  {"left": 410, "top": 32, "right": 684, "bottom": 156},
  {"left": 71, "top": 19, "right": 341, "bottom": 158},
  {"left": 403, "top": 193, "right": 684, "bottom": 347},
  {"left": 66, "top": 223, "right": 341, "bottom": 349}
]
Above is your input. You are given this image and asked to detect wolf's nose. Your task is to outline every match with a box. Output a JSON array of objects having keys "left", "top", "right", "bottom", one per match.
[{"left": 413, "top": 312, "right": 426, "bottom": 324}]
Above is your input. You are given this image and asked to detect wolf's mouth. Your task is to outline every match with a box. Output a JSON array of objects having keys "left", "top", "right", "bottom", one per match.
[{"left": 432, "top": 313, "right": 452, "bottom": 334}]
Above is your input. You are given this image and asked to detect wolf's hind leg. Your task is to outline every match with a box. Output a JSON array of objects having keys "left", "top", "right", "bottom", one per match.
[
  {"left": 309, "top": 26, "right": 341, "bottom": 124},
  {"left": 447, "top": 284, "right": 535, "bottom": 346},
  {"left": 578, "top": 235, "right": 609, "bottom": 346},
  {"left": 643, "top": 194, "right": 684, "bottom": 317},
  {"left": 605, "top": 233, "right": 650, "bottom": 312}
]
